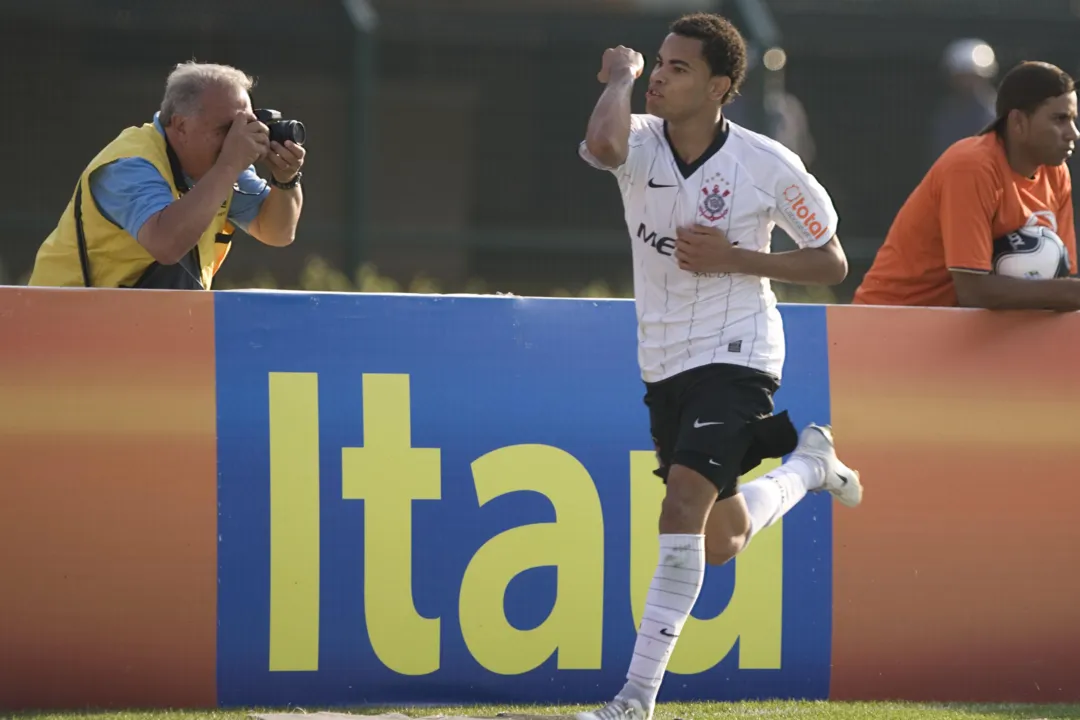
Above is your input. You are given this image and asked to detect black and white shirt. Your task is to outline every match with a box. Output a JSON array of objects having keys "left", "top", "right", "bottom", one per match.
[{"left": 580, "top": 114, "right": 839, "bottom": 383}]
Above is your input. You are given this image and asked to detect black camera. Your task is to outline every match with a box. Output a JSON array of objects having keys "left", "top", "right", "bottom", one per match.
[{"left": 254, "top": 108, "right": 306, "bottom": 146}]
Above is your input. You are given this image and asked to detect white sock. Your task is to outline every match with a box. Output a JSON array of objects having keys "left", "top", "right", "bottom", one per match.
[
  {"left": 741, "top": 457, "right": 823, "bottom": 540},
  {"left": 621, "top": 534, "right": 705, "bottom": 707}
]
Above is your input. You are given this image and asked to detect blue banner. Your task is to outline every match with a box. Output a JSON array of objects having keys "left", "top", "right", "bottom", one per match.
[{"left": 214, "top": 293, "right": 833, "bottom": 708}]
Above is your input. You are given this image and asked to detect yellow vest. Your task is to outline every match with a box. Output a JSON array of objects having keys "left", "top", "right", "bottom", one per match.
[{"left": 28, "top": 122, "right": 233, "bottom": 289}]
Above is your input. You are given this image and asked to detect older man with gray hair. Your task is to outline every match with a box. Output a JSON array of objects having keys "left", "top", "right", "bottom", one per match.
[{"left": 29, "top": 61, "right": 305, "bottom": 289}]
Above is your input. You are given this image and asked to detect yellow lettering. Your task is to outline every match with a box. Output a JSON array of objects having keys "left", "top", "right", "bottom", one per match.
[
  {"left": 630, "top": 452, "right": 783, "bottom": 673},
  {"left": 342, "top": 374, "right": 441, "bottom": 675},
  {"left": 459, "top": 445, "right": 604, "bottom": 674},
  {"left": 268, "top": 372, "right": 321, "bottom": 672}
]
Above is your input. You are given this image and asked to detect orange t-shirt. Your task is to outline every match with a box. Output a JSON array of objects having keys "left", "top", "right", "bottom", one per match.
[{"left": 853, "top": 133, "right": 1076, "bottom": 307}]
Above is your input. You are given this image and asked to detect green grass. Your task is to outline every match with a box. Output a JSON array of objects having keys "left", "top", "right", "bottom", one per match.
[{"left": 7, "top": 701, "right": 1080, "bottom": 720}]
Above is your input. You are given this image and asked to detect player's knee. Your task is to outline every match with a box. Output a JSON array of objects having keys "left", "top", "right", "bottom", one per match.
[
  {"left": 705, "top": 532, "right": 747, "bottom": 566},
  {"left": 659, "top": 493, "right": 707, "bottom": 534},
  {"left": 704, "top": 493, "right": 752, "bottom": 565},
  {"left": 659, "top": 465, "right": 719, "bottom": 534}
]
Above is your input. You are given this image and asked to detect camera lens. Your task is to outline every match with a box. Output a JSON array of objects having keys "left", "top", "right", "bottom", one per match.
[{"left": 286, "top": 120, "right": 306, "bottom": 145}]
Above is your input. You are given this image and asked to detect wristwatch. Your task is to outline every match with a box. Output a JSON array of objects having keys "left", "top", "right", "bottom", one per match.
[{"left": 270, "top": 171, "right": 302, "bottom": 190}]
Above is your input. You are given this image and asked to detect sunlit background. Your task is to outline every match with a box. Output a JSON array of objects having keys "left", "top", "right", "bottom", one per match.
[{"left": 3, "top": 0, "right": 1079, "bottom": 302}]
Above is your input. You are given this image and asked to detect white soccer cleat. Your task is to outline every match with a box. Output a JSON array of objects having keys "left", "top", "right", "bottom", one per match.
[
  {"left": 575, "top": 697, "right": 652, "bottom": 720},
  {"left": 793, "top": 423, "right": 863, "bottom": 508}
]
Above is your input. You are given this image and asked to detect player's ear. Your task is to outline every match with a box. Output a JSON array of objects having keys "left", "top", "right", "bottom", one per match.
[
  {"left": 1007, "top": 108, "right": 1028, "bottom": 138},
  {"left": 709, "top": 75, "right": 732, "bottom": 103}
]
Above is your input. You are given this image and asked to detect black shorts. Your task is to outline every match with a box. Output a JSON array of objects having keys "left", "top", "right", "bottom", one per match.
[{"left": 643, "top": 363, "right": 799, "bottom": 500}]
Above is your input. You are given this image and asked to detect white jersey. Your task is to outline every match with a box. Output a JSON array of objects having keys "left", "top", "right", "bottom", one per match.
[{"left": 579, "top": 114, "right": 839, "bottom": 384}]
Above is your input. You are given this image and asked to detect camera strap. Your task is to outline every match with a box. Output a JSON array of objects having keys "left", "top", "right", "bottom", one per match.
[
  {"left": 74, "top": 183, "right": 93, "bottom": 287},
  {"left": 163, "top": 136, "right": 191, "bottom": 194},
  {"left": 153, "top": 134, "right": 204, "bottom": 286}
]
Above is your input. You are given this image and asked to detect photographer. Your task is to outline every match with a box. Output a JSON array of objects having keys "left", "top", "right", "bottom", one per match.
[{"left": 28, "top": 61, "right": 306, "bottom": 289}]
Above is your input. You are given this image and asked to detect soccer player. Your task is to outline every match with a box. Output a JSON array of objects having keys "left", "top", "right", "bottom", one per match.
[
  {"left": 576, "top": 13, "right": 862, "bottom": 720},
  {"left": 854, "top": 61, "right": 1079, "bottom": 309}
]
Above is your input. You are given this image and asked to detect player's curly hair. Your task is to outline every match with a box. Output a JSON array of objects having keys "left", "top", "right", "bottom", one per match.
[{"left": 670, "top": 13, "right": 748, "bottom": 105}]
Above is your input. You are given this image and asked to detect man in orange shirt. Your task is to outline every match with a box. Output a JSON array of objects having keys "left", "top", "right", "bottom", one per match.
[{"left": 854, "top": 61, "right": 1079, "bottom": 309}]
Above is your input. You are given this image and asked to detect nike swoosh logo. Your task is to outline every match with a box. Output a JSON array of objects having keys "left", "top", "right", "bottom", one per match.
[
  {"left": 708, "top": 460, "right": 722, "bottom": 467},
  {"left": 648, "top": 179, "right": 676, "bottom": 188},
  {"left": 694, "top": 419, "right": 724, "bottom": 428},
  {"left": 659, "top": 628, "right": 678, "bottom": 637}
]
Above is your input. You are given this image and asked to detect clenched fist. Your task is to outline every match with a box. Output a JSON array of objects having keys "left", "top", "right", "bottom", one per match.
[{"left": 598, "top": 45, "right": 645, "bottom": 84}]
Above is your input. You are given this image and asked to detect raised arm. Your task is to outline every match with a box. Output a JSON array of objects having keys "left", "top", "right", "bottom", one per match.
[
  {"left": 584, "top": 46, "right": 645, "bottom": 169},
  {"left": 139, "top": 115, "right": 267, "bottom": 264}
]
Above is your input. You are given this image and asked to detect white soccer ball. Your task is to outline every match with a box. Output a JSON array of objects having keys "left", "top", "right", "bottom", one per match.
[{"left": 992, "top": 225, "right": 1071, "bottom": 279}]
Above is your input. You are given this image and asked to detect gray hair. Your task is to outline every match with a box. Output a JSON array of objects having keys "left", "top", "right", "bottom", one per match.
[{"left": 159, "top": 61, "right": 255, "bottom": 125}]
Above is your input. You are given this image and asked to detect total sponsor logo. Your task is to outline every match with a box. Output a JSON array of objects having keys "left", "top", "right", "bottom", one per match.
[{"left": 781, "top": 185, "right": 830, "bottom": 242}]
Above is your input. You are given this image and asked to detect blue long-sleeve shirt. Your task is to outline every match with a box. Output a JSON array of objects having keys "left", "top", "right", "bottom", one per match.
[{"left": 88, "top": 112, "right": 270, "bottom": 238}]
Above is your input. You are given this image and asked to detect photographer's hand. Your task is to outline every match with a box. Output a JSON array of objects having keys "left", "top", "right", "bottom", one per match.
[
  {"left": 266, "top": 140, "right": 305, "bottom": 183},
  {"left": 219, "top": 114, "right": 270, "bottom": 175},
  {"left": 247, "top": 136, "right": 304, "bottom": 248}
]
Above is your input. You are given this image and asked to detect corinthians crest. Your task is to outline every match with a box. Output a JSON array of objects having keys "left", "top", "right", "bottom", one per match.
[{"left": 699, "top": 172, "right": 732, "bottom": 222}]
